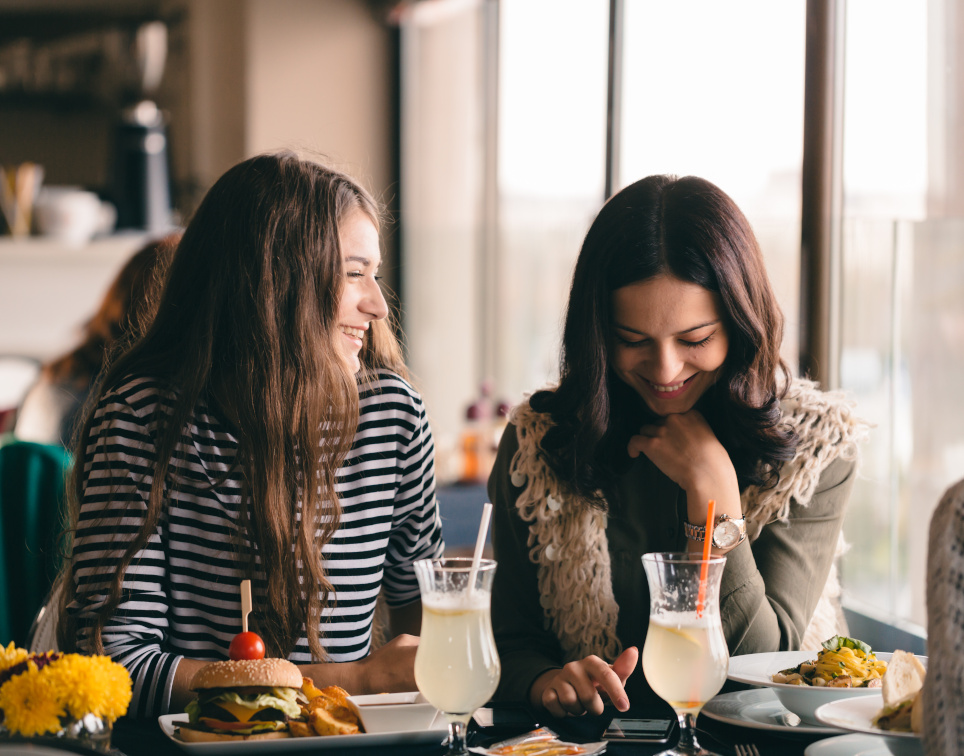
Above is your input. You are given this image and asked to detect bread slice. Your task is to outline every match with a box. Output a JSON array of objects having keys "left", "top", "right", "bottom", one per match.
[{"left": 882, "top": 650, "right": 927, "bottom": 709}]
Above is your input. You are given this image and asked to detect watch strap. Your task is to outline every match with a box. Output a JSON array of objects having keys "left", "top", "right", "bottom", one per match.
[{"left": 683, "top": 521, "right": 706, "bottom": 542}]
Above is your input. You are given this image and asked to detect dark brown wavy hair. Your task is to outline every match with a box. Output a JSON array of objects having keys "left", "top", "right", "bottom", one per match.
[
  {"left": 532, "top": 174, "right": 797, "bottom": 501},
  {"left": 58, "top": 152, "right": 406, "bottom": 660}
]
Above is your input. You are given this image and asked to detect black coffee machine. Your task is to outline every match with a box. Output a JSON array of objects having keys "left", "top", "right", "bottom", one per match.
[{"left": 111, "top": 22, "right": 172, "bottom": 232}]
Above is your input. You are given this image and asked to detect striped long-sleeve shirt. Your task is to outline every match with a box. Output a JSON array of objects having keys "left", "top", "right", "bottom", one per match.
[{"left": 67, "top": 370, "right": 444, "bottom": 718}]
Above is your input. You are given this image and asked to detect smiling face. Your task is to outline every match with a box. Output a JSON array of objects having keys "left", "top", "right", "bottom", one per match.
[
  {"left": 336, "top": 209, "right": 388, "bottom": 373},
  {"left": 610, "top": 274, "right": 729, "bottom": 416}
]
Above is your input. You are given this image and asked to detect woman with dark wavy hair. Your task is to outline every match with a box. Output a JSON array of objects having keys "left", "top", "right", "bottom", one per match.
[
  {"left": 489, "top": 174, "right": 865, "bottom": 718},
  {"left": 58, "top": 152, "right": 443, "bottom": 719}
]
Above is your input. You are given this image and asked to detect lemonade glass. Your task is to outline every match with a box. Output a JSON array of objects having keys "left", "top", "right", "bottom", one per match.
[
  {"left": 642, "top": 552, "right": 728, "bottom": 756},
  {"left": 414, "top": 558, "right": 501, "bottom": 756}
]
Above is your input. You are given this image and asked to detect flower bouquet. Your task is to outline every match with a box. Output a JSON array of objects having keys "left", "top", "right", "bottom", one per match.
[{"left": 0, "top": 642, "right": 132, "bottom": 753}]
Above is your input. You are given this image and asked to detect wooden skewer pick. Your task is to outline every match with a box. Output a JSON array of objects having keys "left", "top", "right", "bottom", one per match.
[{"left": 241, "top": 579, "right": 252, "bottom": 633}]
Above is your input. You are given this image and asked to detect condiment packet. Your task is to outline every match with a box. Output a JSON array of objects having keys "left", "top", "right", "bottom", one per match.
[{"left": 469, "top": 726, "right": 607, "bottom": 756}]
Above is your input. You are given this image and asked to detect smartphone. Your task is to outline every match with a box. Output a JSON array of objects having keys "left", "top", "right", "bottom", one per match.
[{"left": 602, "top": 717, "right": 676, "bottom": 743}]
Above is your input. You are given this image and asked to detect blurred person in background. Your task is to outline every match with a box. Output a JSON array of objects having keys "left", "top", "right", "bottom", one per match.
[{"left": 10, "top": 233, "right": 180, "bottom": 446}]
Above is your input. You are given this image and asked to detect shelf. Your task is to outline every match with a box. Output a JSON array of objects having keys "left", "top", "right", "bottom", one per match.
[
  {"left": 0, "top": 232, "right": 155, "bottom": 360},
  {"left": 0, "top": 232, "right": 153, "bottom": 262}
]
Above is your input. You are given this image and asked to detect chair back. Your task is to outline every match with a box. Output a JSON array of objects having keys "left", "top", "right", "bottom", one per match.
[{"left": 0, "top": 434, "right": 72, "bottom": 646}]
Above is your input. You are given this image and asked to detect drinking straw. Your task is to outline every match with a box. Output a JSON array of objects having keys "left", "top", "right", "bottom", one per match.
[
  {"left": 696, "top": 499, "right": 716, "bottom": 618},
  {"left": 241, "top": 579, "right": 253, "bottom": 633},
  {"left": 468, "top": 502, "right": 494, "bottom": 595}
]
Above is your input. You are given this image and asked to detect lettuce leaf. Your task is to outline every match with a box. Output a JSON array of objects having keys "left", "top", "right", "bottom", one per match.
[
  {"left": 188, "top": 687, "right": 303, "bottom": 722},
  {"left": 821, "top": 635, "right": 872, "bottom": 655}
]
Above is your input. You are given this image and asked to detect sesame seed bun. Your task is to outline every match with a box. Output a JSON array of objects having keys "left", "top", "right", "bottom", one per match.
[{"left": 189, "top": 658, "right": 303, "bottom": 691}]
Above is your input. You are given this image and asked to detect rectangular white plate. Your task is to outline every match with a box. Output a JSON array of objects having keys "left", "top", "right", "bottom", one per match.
[{"left": 159, "top": 703, "right": 447, "bottom": 753}]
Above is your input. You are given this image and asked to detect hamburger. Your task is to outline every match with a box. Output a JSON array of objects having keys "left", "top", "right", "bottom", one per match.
[{"left": 178, "top": 658, "right": 305, "bottom": 742}]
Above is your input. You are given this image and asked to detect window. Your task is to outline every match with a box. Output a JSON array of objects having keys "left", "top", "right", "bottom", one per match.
[
  {"left": 620, "top": 0, "right": 806, "bottom": 369},
  {"left": 837, "top": 0, "right": 964, "bottom": 630}
]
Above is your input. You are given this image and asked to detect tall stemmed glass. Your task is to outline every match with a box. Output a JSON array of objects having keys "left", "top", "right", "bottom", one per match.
[
  {"left": 642, "top": 552, "right": 729, "bottom": 756},
  {"left": 414, "top": 558, "right": 501, "bottom": 756}
]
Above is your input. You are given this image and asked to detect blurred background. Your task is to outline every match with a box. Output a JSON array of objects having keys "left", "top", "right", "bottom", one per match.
[{"left": 1, "top": 0, "right": 962, "bottom": 646}]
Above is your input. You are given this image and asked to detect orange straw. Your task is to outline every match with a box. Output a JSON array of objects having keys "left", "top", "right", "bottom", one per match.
[{"left": 696, "top": 499, "right": 716, "bottom": 618}]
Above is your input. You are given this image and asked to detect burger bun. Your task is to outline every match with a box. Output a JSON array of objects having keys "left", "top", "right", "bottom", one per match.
[
  {"left": 177, "top": 725, "right": 291, "bottom": 743},
  {"left": 190, "top": 657, "right": 303, "bottom": 690}
]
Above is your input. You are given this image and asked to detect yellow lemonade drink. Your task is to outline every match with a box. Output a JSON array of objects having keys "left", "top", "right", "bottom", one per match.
[
  {"left": 643, "top": 612, "right": 729, "bottom": 716},
  {"left": 414, "top": 592, "right": 501, "bottom": 716}
]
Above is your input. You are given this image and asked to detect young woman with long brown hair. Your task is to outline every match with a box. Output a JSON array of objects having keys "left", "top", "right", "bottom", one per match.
[
  {"left": 489, "top": 174, "right": 865, "bottom": 718},
  {"left": 59, "top": 152, "right": 443, "bottom": 718}
]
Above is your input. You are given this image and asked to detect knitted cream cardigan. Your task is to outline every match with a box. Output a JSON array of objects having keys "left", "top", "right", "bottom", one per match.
[{"left": 506, "top": 379, "right": 866, "bottom": 662}]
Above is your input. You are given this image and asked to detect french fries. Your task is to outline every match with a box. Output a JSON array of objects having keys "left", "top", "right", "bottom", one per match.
[
  {"left": 289, "top": 681, "right": 362, "bottom": 738},
  {"left": 309, "top": 706, "right": 360, "bottom": 736}
]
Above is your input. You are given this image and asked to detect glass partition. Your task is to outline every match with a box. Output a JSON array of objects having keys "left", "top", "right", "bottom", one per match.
[{"left": 836, "top": 0, "right": 964, "bottom": 630}]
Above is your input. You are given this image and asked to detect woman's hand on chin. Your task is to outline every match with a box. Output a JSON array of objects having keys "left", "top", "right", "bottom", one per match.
[
  {"left": 528, "top": 646, "right": 638, "bottom": 718},
  {"left": 626, "top": 410, "right": 741, "bottom": 525}
]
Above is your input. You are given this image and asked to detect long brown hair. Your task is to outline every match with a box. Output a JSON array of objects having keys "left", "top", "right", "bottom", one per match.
[
  {"left": 59, "top": 152, "right": 406, "bottom": 660},
  {"left": 532, "top": 174, "right": 796, "bottom": 500}
]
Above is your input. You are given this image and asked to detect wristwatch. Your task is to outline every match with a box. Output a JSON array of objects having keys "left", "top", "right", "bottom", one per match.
[{"left": 683, "top": 513, "right": 747, "bottom": 549}]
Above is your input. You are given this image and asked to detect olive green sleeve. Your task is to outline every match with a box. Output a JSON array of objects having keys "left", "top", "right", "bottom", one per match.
[
  {"left": 487, "top": 423, "right": 565, "bottom": 705},
  {"left": 720, "top": 455, "right": 857, "bottom": 653}
]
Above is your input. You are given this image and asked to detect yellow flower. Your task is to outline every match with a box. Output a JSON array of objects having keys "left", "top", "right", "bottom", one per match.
[
  {"left": 47, "top": 655, "right": 132, "bottom": 724},
  {"left": 0, "top": 661, "right": 64, "bottom": 737},
  {"left": 0, "top": 642, "right": 29, "bottom": 676}
]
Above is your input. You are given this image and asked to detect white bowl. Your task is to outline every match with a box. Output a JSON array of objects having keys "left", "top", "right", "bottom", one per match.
[
  {"left": 349, "top": 692, "right": 440, "bottom": 732},
  {"left": 814, "top": 694, "right": 923, "bottom": 756},
  {"left": 728, "top": 650, "right": 923, "bottom": 726}
]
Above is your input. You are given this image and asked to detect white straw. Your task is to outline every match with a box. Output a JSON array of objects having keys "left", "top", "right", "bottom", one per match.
[{"left": 468, "top": 502, "right": 494, "bottom": 594}]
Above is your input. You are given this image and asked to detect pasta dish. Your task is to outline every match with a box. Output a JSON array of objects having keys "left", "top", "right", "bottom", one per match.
[{"left": 771, "top": 635, "right": 887, "bottom": 688}]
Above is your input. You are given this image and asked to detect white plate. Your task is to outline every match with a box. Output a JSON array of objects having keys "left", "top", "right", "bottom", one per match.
[
  {"left": 701, "top": 688, "right": 839, "bottom": 735},
  {"left": 159, "top": 700, "right": 447, "bottom": 753},
  {"left": 814, "top": 695, "right": 923, "bottom": 756},
  {"left": 728, "top": 651, "right": 923, "bottom": 725},
  {"left": 805, "top": 733, "right": 893, "bottom": 755}
]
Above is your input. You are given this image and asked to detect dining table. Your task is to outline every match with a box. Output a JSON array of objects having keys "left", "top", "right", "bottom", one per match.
[{"left": 90, "top": 681, "right": 838, "bottom": 756}]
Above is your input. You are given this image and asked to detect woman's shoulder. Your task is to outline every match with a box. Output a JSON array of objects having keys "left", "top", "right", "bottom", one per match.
[
  {"left": 358, "top": 369, "right": 426, "bottom": 413},
  {"left": 779, "top": 378, "right": 867, "bottom": 450},
  {"left": 97, "top": 374, "right": 177, "bottom": 419},
  {"left": 506, "top": 388, "right": 557, "bottom": 433}
]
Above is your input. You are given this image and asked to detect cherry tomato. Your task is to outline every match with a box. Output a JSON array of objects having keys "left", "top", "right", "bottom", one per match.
[{"left": 229, "top": 631, "right": 266, "bottom": 660}]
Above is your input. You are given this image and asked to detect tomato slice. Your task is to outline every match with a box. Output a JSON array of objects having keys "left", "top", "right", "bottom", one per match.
[{"left": 228, "top": 631, "right": 266, "bottom": 660}]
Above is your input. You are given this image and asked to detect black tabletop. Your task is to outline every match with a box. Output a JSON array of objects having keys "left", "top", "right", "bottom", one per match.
[{"left": 108, "top": 703, "right": 834, "bottom": 756}]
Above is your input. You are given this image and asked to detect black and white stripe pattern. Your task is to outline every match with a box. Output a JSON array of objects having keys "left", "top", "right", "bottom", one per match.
[{"left": 68, "top": 370, "right": 444, "bottom": 718}]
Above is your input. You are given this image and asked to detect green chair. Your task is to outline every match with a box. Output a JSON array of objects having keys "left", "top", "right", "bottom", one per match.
[{"left": 0, "top": 434, "right": 72, "bottom": 647}]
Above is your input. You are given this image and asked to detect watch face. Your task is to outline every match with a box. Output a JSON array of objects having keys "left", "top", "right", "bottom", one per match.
[{"left": 713, "top": 520, "right": 738, "bottom": 548}]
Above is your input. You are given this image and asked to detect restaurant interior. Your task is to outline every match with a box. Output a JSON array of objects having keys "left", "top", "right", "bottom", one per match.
[{"left": 0, "top": 0, "right": 961, "bottom": 753}]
